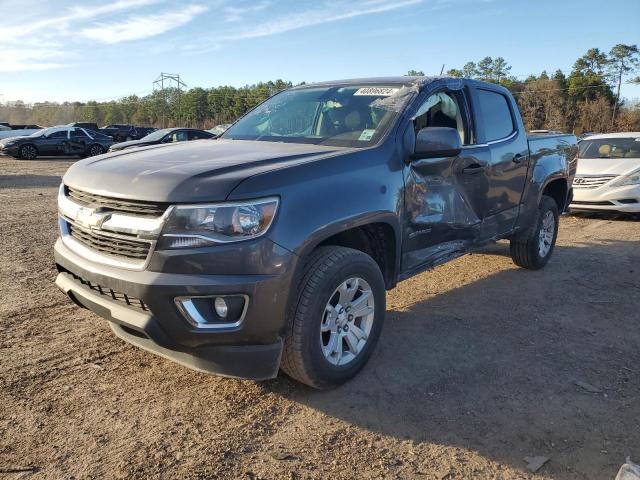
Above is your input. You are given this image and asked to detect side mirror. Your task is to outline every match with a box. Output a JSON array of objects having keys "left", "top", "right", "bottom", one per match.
[{"left": 412, "top": 127, "right": 462, "bottom": 159}]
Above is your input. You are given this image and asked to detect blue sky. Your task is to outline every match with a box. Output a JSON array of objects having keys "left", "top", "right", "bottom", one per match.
[{"left": 1, "top": 0, "right": 639, "bottom": 103}]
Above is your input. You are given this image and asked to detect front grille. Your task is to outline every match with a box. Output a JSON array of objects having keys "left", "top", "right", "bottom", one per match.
[
  {"left": 67, "top": 221, "right": 151, "bottom": 261},
  {"left": 66, "top": 186, "right": 167, "bottom": 217},
  {"left": 64, "top": 270, "right": 148, "bottom": 311},
  {"left": 572, "top": 175, "right": 617, "bottom": 189}
]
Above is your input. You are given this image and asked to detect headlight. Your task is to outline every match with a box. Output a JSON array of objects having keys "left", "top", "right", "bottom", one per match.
[
  {"left": 611, "top": 170, "right": 640, "bottom": 187},
  {"left": 158, "top": 197, "right": 279, "bottom": 249}
]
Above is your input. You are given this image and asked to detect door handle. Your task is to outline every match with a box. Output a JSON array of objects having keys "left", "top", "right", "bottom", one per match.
[
  {"left": 462, "top": 163, "right": 484, "bottom": 175},
  {"left": 512, "top": 153, "right": 524, "bottom": 164}
]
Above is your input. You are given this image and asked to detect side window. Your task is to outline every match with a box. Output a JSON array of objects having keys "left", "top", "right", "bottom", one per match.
[
  {"left": 164, "top": 131, "right": 189, "bottom": 143},
  {"left": 49, "top": 131, "right": 68, "bottom": 139},
  {"left": 413, "top": 91, "right": 468, "bottom": 144},
  {"left": 71, "top": 128, "right": 89, "bottom": 139},
  {"left": 476, "top": 89, "right": 514, "bottom": 141},
  {"left": 189, "top": 131, "right": 211, "bottom": 140}
]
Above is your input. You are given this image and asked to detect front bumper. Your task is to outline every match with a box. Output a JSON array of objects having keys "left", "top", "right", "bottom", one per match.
[
  {"left": 0, "top": 144, "right": 19, "bottom": 156},
  {"left": 570, "top": 184, "right": 640, "bottom": 213},
  {"left": 54, "top": 237, "right": 298, "bottom": 380}
]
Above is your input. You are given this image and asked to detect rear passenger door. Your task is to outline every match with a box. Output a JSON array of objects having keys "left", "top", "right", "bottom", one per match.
[
  {"left": 68, "top": 128, "right": 90, "bottom": 156},
  {"left": 470, "top": 87, "right": 530, "bottom": 236}
]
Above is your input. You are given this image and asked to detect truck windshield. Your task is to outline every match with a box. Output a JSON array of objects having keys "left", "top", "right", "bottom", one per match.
[
  {"left": 579, "top": 137, "right": 640, "bottom": 159},
  {"left": 222, "top": 85, "right": 412, "bottom": 147}
]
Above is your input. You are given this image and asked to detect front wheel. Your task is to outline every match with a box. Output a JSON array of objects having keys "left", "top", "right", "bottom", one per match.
[
  {"left": 19, "top": 144, "right": 38, "bottom": 160},
  {"left": 510, "top": 195, "right": 559, "bottom": 270},
  {"left": 281, "top": 246, "right": 386, "bottom": 389}
]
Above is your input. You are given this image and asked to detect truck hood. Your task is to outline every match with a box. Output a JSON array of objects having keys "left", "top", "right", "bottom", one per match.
[
  {"left": 63, "top": 139, "right": 349, "bottom": 202},
  {"left": 577, "top": 157, "right": 640, "bottom": 176}
]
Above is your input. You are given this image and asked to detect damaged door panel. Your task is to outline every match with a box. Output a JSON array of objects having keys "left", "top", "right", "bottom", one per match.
[{"left": 401, "top": 85, "right": 490, "bottom": 274}]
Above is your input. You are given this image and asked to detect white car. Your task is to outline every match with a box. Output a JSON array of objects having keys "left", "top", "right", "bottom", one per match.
[{"left": 570, "top": 132, "right": 640, "bottom": 213}]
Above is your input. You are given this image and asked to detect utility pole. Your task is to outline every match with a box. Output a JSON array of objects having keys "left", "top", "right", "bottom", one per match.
[{"left": 153, "top": 73, "right": 187, "bottom": 128}]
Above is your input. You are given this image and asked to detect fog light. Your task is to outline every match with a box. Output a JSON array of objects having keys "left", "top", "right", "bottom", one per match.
[{"left": 214, "top": 297, "right": 228, "bottom": 318}]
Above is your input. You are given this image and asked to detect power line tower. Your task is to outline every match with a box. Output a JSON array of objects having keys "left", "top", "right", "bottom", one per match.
[{"left": 153, "top": 72, "right": 187, "bottom": 128}]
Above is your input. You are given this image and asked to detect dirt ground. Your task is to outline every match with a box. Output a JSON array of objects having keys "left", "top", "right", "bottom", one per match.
[{"left": 1, "top": 156, "right": 639, "bottom": 480}]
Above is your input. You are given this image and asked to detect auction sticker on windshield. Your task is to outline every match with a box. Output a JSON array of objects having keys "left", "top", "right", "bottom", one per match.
[{"left": 354, "top": 87, "right": 399, "bottom": 96}]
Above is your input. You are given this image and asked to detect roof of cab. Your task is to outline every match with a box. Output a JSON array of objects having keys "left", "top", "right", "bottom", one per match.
[{"left": 290, "top": 76, "right": 442, "bottom": 89}]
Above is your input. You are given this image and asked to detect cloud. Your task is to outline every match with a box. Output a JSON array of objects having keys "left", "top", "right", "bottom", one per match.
[
  {"left": 0, "top": 0, "right": 164, "bottom": 72},
  {"left": 0, "top": 0, "right": 161, "bottom": 43},
  {"left": 0, "top": 47, "right": 66, "bottom": 73},
  {"left": 223, "top": 1, "right": 271, "bottom": 23},
  {"left": 220, "top": 0, "right": 423, "bottom": 41},
  {"left": 79, "top": 4, "right": 207, "bottom": 44}
]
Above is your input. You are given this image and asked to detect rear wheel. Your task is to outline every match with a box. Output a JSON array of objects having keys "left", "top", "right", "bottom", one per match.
[
  {"left": 88, "top": 144, "right": 104, "bottom": 157},
  {"left": 19, "top": 144, "right": 38, "bottom": 160},
  {"left": 281, "top": 246, "right": 386, "bottom": 389},
  {"left": 510, "top": 195, "right": 559, "bottom": 270}
]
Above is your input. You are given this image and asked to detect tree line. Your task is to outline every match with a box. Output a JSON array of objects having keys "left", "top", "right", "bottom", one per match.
[
  {"left": 440, "top": 43, "right": 640, "bottom": 133},
  {"left": 1, "top": 45, "right": 638, "bottom": 134}
]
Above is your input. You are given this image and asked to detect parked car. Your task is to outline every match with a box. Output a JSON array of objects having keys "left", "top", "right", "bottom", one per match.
[
  {"left": 54, "top": 77, "right": 577, "bottom": 388},
  {"left": 102, "top": 124, "right": 147, "bottom": 142},
  {"left": 108, "top": 128, "right": 214, "bottom": 152},
  {"left": 208, "top": 124, "right": 232, "bottom": 137},
  {"left": 570, "top": 132, "right": 640, "bottom": 213},
  {"left": 135, "top": 127, "right": 157, "bottom": 138},
  {"left": 0, "top": 126, "right": 113, "bottom": 160}
]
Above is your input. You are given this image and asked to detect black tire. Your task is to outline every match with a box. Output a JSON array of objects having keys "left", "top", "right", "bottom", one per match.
[
  {"left": 87, "top": 144, "right": 104, "bottom": 157},
  {"left": 281, "top": 246, "right": 386, "bottom": 389},
  {"left": 510, "top": 195, "right": 559, "bottom": 270},
  {"left": 19, "top": 144, "right": 38, "bottom": 160}
]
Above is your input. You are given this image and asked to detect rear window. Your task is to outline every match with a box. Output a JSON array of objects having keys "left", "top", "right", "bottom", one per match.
[
  {"left": 579, "top": 137, "right": 640, "bottom": 159},
  {"left": 476, "top": 89, "right": 514, "bottom": 142}
]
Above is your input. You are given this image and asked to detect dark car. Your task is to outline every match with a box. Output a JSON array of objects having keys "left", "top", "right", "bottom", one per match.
[
  {"left": 102, "top": 124, "right": 149, "bottom": 142},
  {"left": 108, "top": 128, "right": 214, "bottom": 152},
  {"left": 0, "top": 126, "right": 114, "bottom": 160},
  {"left": 55, "top": 77, "right": 577, "bottom": 388}
]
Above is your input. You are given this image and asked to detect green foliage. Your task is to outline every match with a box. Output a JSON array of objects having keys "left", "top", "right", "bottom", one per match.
[{"left": 405, "top": 69, "right": 425, "bottom": 76}]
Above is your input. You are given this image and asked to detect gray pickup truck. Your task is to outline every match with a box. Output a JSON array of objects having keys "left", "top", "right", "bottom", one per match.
[{"left": 54, "top": 77, "right": 577, "bottom": 388}]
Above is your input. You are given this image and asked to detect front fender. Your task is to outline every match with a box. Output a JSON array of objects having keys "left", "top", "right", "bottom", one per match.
[{"left": 226, "top": 144, "right": 405, "bottom": 271}]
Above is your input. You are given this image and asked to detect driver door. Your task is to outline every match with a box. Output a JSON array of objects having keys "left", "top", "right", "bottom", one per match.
[
  {"left": 40, "top": 130, "right": 69, "bottom": 156},
  {"left": 401, "top": 88, "right": 491, "bottom": 273}
]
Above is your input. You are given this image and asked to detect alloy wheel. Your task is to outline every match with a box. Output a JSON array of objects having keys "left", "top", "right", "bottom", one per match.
[
  {"left": 320, "top": 277, "right": 375, "bottom": 366},
  {"left": 538, "top": 210, "right": 555, "bottom": 257}
]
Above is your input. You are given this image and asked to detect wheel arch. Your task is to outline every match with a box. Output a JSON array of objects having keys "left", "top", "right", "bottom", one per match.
[
  {"left": 295, "top": 213, "right": 401, "bottom": 290},
  {"left": 541, "top": 177, "right": 570, "bottom": 212}
]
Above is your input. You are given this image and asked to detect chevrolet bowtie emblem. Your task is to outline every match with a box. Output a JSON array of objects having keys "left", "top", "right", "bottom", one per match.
[{"left": 75, "top": 207, "right": 111, "bottom": 229}]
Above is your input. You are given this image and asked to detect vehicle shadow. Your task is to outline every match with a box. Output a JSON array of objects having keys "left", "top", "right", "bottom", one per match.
[{"left": 265, "top": 239, "right": 640, "bottom": 479}]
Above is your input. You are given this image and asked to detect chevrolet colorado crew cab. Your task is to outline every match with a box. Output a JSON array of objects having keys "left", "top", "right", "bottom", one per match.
[{"left": 54, "top": 77, "right": 577, "bottom": 389}]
